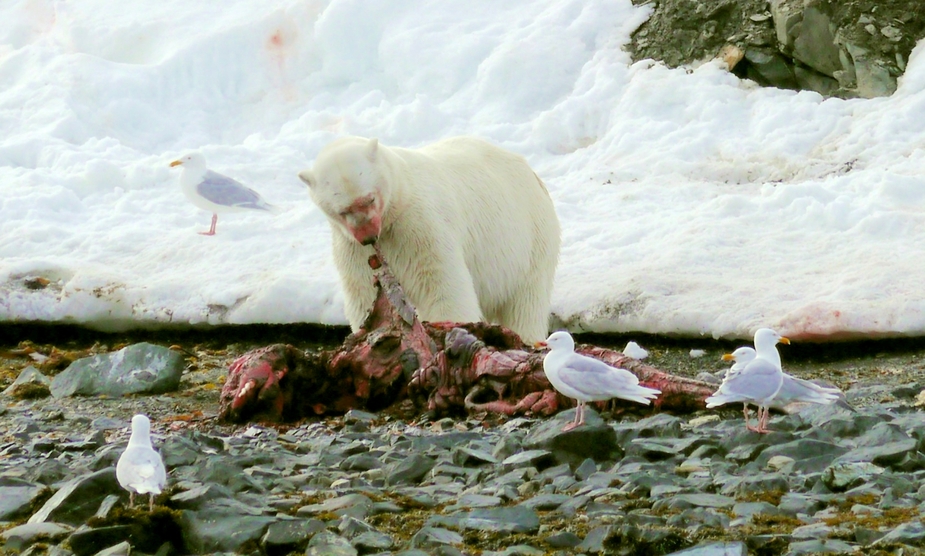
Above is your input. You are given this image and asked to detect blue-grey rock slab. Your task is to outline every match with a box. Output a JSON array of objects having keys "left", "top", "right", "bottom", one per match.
[
  {"left": 786, "top": 538, "right": 855, "bottom": 554},
  {"left": 179, "top": 510, "right": 276, "bottom": 553},
  {"left": 1, "top": 522, "right": 73, "bottom": 551},
  {"left": 410, "top": 527, "right": 464, "bottom": 549},
  {"left": 835, "top": 440, "right": 918, "bottom": 467},
  {"left": 306, "top": 531, "right": 358, "bottom": 556},
  {"left": 68, "top": 526, "right": 134, "bottom": 556},
  {"left": 452, "top": 446, "right": 498, "bottom": 466},
  {"left": 92, "top": 541, "right": 132, "bottom": 556},
  {"left": 577, "top": 524, "right": 614, "bottom": 553},
  {"left": 523, "top": 409, "right": 621, "bottom": 465},
  {"left": 447, "top": 494, "right": 503, "bottom": 510},
  {"left": 261, "top": 517, "right": 325, "bottom": 552},
  {"left": 28, "top": 468, "right": 122, "bottom": 526},
  {"left": 665, "top": 541, "right": 748, "bottom": 555},
  {"left": 51, "top": 343, "right": 184, "bottom": 398},
  {"left": 0, "top": 477, "right": 46, "bottom": 521},
  {"left": 872, "top": 520, "right": 925, "bottom": 546},
  {"left": 519, "top": 493, "right": 571, "bottom": 511},
  {"left": 2, "top": 366, "right": 51, "bottom": 396},
  {"left": 351, "top": 530, "right": 394, "bottom": 551},
  {"left": 823, "top": 461, "right": 885, "bottom": 491},
  {"left": 458, "top": 506, "right": 540, "bottom": 534},
  {"left": 170, "top": 483, "right": 236, "bottom": 510},
  {"left": 387, "top": 453, "right": 436, "bottom": 485},
  {"left": 757, "top": 439, "right": 850, "bottom": 473},
  {"left": 655, "top": 493, "right": 736, "bottom": 511},
  {"left": 546, "top": 530, "right": 582, "bottom": 548}
]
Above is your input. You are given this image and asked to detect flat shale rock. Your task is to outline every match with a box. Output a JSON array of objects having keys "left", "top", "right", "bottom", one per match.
[{"left": 51, "top": 343, "right": 184, "bottom": 398}]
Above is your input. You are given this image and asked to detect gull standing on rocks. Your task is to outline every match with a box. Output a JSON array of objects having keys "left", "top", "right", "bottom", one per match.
[
  {"left": 170, "top": 152, "right": 276, "bottom": 235},
  {"left": 116, "top": 414, "right": 167, "bottom": 511},
  {"left": 706, "top": 328, "right": 788, "bottom": 433},
  {"left": 536, "top": 331, "right": 661, "bottom": 431},
  {"left": 722, "top": 347, "right": 842, "bottom": 410}
]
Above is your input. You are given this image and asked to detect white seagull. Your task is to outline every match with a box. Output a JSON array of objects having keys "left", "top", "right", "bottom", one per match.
[
  {"left": 170, "top": 152, "right": 276, "bottom": 235},
  {"left": 722, "top": 347, "right": 842, "bottom": 410},
  {"left": 116, "top": 414, "right": 167, "bottom": 511},
  {"left": 536, "top": 331, "right": 661, "bottom": 431},
  {"left": 706, "top": 328, "right": 788, "bottom": 433}
]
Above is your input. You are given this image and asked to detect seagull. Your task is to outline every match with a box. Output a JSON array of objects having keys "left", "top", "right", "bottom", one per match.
[
  {"left": 722, "top": 347, "right": 842, "bottom": 410},
  {"left": 536, "top": 331, "right": 661, "bottom": 431},
  {"left": 170, "top": 152, "right": 276, "bottom": 235},
  {"left": 116, "top": 414, "right": 167, "bottom": 511},
  {"left": 706, "top": 328, "right": 788, "bottom": 433}
]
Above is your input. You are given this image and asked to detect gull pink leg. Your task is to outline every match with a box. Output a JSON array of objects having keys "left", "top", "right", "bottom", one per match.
[
  {"left": 199, "top": 213, "right": 218, "bottom": 236},
  {"left": 563, "top": 401, "right": 583, "bottom": 431}
]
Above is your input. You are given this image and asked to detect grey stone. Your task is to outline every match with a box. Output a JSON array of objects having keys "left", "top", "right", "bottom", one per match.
[
  {"left": 387, "top": 453, "right": 435, "bottom": 485},
  {"left": 453, "top": 446, "right": 498, "bottom": 466},
  {"left": 519, "top": 493, "right": 571, "bottom": 511},
  {"left": 665, "top": 540, "right": 748, "bottom": 555},
  {"left": 341, "top": 453, "right": 383, "bottom": 471},
  {"left": 657, "top": 493, "right": 736, "bottom": 511},
  {"left": 575, "top": 457, "right": 597, "bottom": 480},
  {"left": 448, "top": 494, "right": 502, "bottom": 510},
  {"left": 68, "top": 526, "right": 134, "bottom": 556},
  {"left": 459, "top": 506, "right": 540, "bottom": 534},
  {"left": 92, "top": 541, "right": 131, "bottom": 556},
  {"left": 160, "top": 435, "right": 201, "bottom": 467},
  {"left": 845, "top": 42, "right": 897, "bottom": 98},
  {"left": 873, "top": 519, "right": 925, "bottom": 546},
  {"left": 179, "top": 510, "right": 276, "bottom": 553},
  {"left": 791, "top": 6, "right": 841, "bottom": 77},
  {"left": 733, "top": 501, "right": 783, "bottom": 519},
  {"left": 758, "top": 439, "right": 849, "bottom": 473},
  {"left": 297, "top": 493, "right": 372, "bottom": 517},
  {"left": 546, "top": 530, "right": 582, "bottom": 548},
  {"left": 28, "top": 468, "right": 122, "bottom": 526},
  {"left": 745, "top": 48, "right": 797, "bottom": 89},
  {"left": 576, "top": 525, "right": 614, "bottom": 553},
  {"left": 306, "top": 531, "right": 358, "bottom": 556},
  {"left": 343, "top": 409, "right": 377, "bottom": 424},
  {"left": 523, "top": 409, "right": 620, "bottom": 465},
  {"left": 1, "top": 522, "right": 73, "bottom": 551},
  {"left": 501, "top": 449, "right": 554, "bottom": 468},
  {"left": 351, "top": 530, "right": 394, "bottom": 551},
  {"left": 823, "top": 461, "right": 884, "bottom": 491},
  {"left": 51, "top": 343, "right": 185, "bottom": 398},
  {"left": 0, "top": 477, "right": 46, "bottom": 521},
  {"left": 410, "top": 527, "right": 464, "bottom": 549},
  {"left": 261, "top": 518, "right": 326, "bottom": 552},
  {"left": 786, "top": 538, "right": 855, "bottom": 554},
  {"left": 2, "top": 366, "right": 51, "bottom": 397},
  {"left": 170, "top": 483, "right": 236, "bottom": 510}
]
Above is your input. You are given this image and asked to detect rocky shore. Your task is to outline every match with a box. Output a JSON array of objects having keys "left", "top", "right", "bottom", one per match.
[{"left": 2, "top": 328, "right": 925, "bottom": 555}]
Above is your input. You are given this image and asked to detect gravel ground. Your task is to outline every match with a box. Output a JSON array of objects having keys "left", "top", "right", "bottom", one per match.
[{"left": 2, "top": 324, "right": 925, "bottom": 555}]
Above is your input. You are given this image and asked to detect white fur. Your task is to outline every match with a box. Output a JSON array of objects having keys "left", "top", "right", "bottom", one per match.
[{"left": 299, "top": 136, "right": 560, "bottom": 343}]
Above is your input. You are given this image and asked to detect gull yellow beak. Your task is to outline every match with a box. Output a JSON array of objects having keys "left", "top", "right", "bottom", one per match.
[
  {"left": 721, "top": 353, "right": 735, "bottom": 361},
  {"left": 169, "top": 160, "right": 182, "bottom": 167},
  {"left": 534, "top": 341, "right": 547, "bottom": 349},
  {"left": 780, "top": 337, "right": 791, "bottom": 345}
]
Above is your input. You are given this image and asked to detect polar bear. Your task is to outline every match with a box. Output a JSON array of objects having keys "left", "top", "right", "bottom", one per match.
[{"left": 298, "top": 136, "right": 560, "bottom": 343}]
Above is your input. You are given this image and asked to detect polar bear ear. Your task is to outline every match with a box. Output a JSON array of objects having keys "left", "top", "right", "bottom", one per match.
[
  {"left": 366, "top": 138, "right": 379, "bottom": 162},
  {"left": 298, "top": 170, "right": 314, "bottom": 188}
]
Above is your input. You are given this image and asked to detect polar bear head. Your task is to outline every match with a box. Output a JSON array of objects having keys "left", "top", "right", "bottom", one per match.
[{"left": 299, "top": 137, "right": 388, "bottom": 245}]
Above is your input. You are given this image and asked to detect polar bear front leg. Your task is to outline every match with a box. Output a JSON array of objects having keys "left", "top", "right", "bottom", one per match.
[
  {"left": 384, "top": 243, "right": 484, "bottom": 325},
  {"left": 332, "top": 232, "right": 377, "bottom": 331}
]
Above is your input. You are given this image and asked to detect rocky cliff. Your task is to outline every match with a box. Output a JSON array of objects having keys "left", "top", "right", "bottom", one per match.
[{"left": 629, "top": 0, "right": 925, "bottom": 98}]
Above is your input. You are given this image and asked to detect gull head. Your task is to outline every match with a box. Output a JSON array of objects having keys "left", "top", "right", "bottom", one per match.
[
  {"left": 535, "top": 331, "right": 575, "bottom": 352},
  {"left": 170, "top": 152, "right": 207, "bottom": 171},
  {"left": 754, "top": 328, "right": 790, "bottom": 350},
  {"left": 722, "top": 346, "right": 757, "bottom": 364},
  {"left": 129, "top": 414, "right": 152, "bottom": 443}
]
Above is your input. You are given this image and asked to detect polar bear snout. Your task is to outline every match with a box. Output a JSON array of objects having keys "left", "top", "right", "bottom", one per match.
[{"left": 341, "top": 195, "right": 382, "bottom": 245}]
